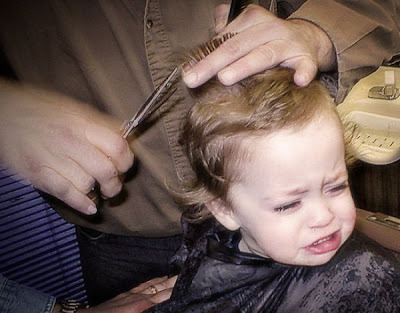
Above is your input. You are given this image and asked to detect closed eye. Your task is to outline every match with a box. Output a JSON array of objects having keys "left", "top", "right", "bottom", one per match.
[
  {"left": 274, "top": 200, "right": 301, "bottom": 212},
  {"left": 328, "top": 181, "right": 349, "bottom": 195}
]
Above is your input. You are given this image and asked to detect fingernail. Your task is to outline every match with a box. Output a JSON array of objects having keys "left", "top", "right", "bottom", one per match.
[
  {"left": 87, "top": 204, "right": 97, "bottom": 215},
  {"left": 181, "top": 62, "right": 191, "bottom": 73},
  {"left": 183, "top": 72, "right": 198, "bottom": 88}
]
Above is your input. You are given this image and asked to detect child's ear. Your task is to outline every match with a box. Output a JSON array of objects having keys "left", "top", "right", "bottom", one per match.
[{"left": 206, "top": 199, "right": 240, "bottom": 231}]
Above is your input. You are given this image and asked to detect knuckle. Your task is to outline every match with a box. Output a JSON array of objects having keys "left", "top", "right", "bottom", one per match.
[
  {"left": 272, "top": 20, "right": 289, "bottom": 34},
  {"left": 24, "top": 156, "right": 46, "bottom": 176},
  {"left": 242, "top": 5, "right": 264, "bottom": 20},
  {"left": 255, "top": 44, "right": 277, "bottom": 64},
  {"left": 109, "top": 138, "right": 134, "bottom": 170},
  {"left": 241, "top": 4, "right": 276, "bottom": 24},
  {"left": 221, "top": 36, "right": 244, "bottom": 56},
  {"left": 50, "top": 122, "right": 77, "bottom": 143},
  {"left": 99, "top": 162, "right": 118, "bottom": 181},
  {"left": 32, "top": 167, "right": 59, "bottom": 191}
]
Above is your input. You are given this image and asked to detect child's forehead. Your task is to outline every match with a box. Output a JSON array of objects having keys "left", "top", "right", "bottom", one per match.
[
  {"left": 236, "top": 113, "right": 340, "bottom": 148},
  {"left": 227, "top": 114, "right": 344, "bottom": 175},
  {"left": 227, "top": 121, "right": 346, "bottom": 198}
]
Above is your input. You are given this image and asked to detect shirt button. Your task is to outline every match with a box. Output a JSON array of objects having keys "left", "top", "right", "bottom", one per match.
[{"left": 146, "top": 19, "right": 153, "bottom": 29}]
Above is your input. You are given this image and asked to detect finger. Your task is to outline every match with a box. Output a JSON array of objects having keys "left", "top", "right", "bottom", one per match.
[
  {"left": 184, "top": 8, "right": 287, "bottom": 88},
  {"left": 217, "top": 40, "right": 284, "bottom": 85},
  {"left": 131, "top": 276, "right": 171, "bottom": 293},
  {"left": 217, "top": 35, "right": 318, "bottom": 87},
  {"left": 158, "top": 275, "right": 178, "bottom": 290},
  {"left": 183, "top": 33, "right": 250, "bottom": 88},
  {"left": 72, "top": 148, "right": 122, "bottom": 199},
  {"left": 85, "top": 123, "right": 134, "bottom": 174},
  {"left": 56, "top": 156, "right": 97, "bottom": 195},
  {"left": 149, "top": 288, "right": 174, "bottom": 304},
  {"left": 282, "top": 56, "right": 318, "bottom": 87},
  {"left": 139, "top": 276, "right": 178, "bottom": 296},
  {"left": 214, "top": 4, "right": 230, "bottom": 33},
  {"left": 124, "top": 287, "right": 174, "bottom": 303},
  {"left": 183, "top": 23, "right": 276, "bottom": 88},
  {"left": 63, "top": 133, "right": 124, "bottom": 199},
  {"left": 34, "top": 166, "right": 97, "bottom": 215},
  {"left": 93, "top": 157, "right": 122, "bottom": 199}
]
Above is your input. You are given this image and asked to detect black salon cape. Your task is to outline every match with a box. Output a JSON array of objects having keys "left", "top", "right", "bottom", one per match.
[{"left": 146, "top": 217, "right": 400, "bottom": 313}]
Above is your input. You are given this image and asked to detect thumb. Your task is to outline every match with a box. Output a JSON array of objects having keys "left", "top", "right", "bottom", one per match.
[
  {"left": 289, "top": 57, "right": 318, "bottom": 87},
  {"left": 214, "top": 4, "right": 230, "bottom": 34}
]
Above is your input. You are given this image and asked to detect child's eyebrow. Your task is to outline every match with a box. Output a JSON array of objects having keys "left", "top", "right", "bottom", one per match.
[
  {"left": 262, "top": 187, "right": 308, "bottom": 201},
  {"left": 286, "top": 187, "right": 308, "bottom": 196},
  {"left": 263, "top": 173, "right": 348, "bottom": 201}
]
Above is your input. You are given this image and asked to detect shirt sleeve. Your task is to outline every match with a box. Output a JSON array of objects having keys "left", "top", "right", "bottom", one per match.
[
  {"left": 0, "top": 273, "right": 56, "bottom": 313},
  {"left": 289, "top": 0, "right": 400, "bottom": 103}
]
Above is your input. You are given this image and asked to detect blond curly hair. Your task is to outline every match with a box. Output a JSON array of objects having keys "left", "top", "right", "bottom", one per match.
[{"left": 179, "top": 67, "right": 345, "bottom": 222}]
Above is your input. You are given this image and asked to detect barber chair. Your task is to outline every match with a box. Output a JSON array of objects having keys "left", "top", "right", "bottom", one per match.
[{"left": 339, "top": 66, "right": 400, "bottom": 256}]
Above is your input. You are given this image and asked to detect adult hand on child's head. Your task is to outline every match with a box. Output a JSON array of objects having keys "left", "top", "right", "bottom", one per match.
[
  {"left": 82, "top": 276, "right": 177, "bottom": 313},
  {"left": 183, "top": 4, "right": 336, "bottom": 88},
  {"left": 0, "top": 80, "right": 134, "bottom": 215}
]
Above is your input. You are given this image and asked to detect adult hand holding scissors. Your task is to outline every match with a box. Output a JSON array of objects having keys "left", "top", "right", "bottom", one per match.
[
  {"left": 0, "top": 79, "right": 134, "bottom": 215},
  {"left": 0, "top": 68, "right": 179, "bottom": 215}
]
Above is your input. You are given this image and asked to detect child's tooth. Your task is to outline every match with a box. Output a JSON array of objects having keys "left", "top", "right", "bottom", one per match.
[{"left": 313, "top": 236, "right": 332, "bottom": 245}]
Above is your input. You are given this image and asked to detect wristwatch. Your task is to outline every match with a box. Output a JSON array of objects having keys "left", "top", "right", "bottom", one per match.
[{"left": 59, "top": 299, "right": 89, "bottom": 313}]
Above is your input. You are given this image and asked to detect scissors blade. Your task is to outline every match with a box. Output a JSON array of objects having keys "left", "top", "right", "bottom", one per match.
[{"left": 122, "top": 67, "right": 180, "bottom": 138}]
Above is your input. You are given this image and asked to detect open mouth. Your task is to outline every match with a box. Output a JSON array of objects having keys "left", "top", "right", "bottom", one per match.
[
  {"left": 306, "top": 231, "right": 341, "bottom": 255},
  {"left": 312, "top": 235, "right": 332, "bottom": 246}
]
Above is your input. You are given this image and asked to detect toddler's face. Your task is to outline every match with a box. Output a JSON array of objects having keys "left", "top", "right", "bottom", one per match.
[{"left": 214, "top": 115, "right": 356, "bottom": 266}]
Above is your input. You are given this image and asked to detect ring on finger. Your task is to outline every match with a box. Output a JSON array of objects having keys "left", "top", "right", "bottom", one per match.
[
  {"left": 148, "top": 285, "right": 158, "bottom": 294},
  {"left": 87, "top": 181, "right": 100, "bottom": 204}
]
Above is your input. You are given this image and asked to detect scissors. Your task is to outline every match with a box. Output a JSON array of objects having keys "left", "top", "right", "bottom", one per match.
[
  {"left": 121, "top": 66, "right": 180, "bottom": 138},
  {"left": 88, "top": 67, "right": 180, "bottom": 205}
]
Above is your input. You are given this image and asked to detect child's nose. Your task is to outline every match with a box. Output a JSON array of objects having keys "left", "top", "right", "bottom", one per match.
[{"left": 308, "top": 198, "right": 335, "bottom": 229}]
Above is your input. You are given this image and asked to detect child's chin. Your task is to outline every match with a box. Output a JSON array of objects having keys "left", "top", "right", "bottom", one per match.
[
  {"left": 284, "top": 251, "right": 338, "bottom": 267},
  {"left": 303, "top": 251, "right": 338, "bottom": 267}
]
